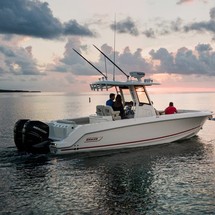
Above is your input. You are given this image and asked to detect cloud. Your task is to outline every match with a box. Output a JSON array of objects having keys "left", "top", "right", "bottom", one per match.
[
  {"left": 141, "top": 6, "right": 215, "bottom": 42},
  {"left": 117, "top": 47, "right": 153, "bottom": 73},
  {"left": 184, "top": 7, "right": 215, "bottom": 40},
  {"left": 64, "top": 20, "right": 94, "bottom": 36},
  {"left": 177, "top": 0, "right": 193, "bottom": 4},
  {"left": 0, "top": 42, "right": 42, "bottom": 75},
  {"left": 140, "top": 5, "right": 215, "bottom": 41},
  {"left": 3, "top": 33, "right": 213, "bottom": 82},
  {"left": 170, "top": 18, "right": 184, "bottom": 32},
  {"left": 97, "top": 44, "right": 153, "bottom": 75},
  {"left": 140, "top": 7, "right": 215, "bottom": 41},
  {"left": 49, "top": 37, "right": 100, "bottom": 76},
  {"left": 194, "top": 44, "right": 215, "bottom": 76},
  {"left": 0, "top": 0, "right": 95, "bottom": 39},
  {"left": 1, "top": 0, "right": 213, "bottom": 43},
  {"left": 0, "top": 46, "right": 15, "bottom": 57},
  {"left": 177, "top": 0, "right": 208, "bottom": 4},
  {"left": 110, "top": 17, "right": 139, "bottom": 36},
  {"left": 141, "top": 18, "right": 184, "bottom": 39},
  {"left": 195, "top": 43, "right": 212, "bottom": 52},
  {"left": 49, "top": 36, "right": 215, "bottom": 79},
  {"left": 2, "top": 38, "right": 215, "bottom": 91},
  {"left": 142, "top": 28, "right": 156, "bottom": 38},
  {"left": 149, "top": 44, "right": 215, "bottom": 76},
  {"left": 49, "top": 37, "right": 153, "bottom": 78},
  {"left": 149, "top": 48, "right": 176, "bottom": 73}
]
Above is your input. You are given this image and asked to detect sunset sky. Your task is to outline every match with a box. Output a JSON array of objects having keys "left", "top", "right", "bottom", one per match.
[{"left": 1, "top": 0, "right": 215, "bottom": 92}]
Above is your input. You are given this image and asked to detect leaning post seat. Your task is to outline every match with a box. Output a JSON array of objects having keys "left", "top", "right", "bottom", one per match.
[
  {"left": 103, "top": 106, "right": 121, "bottom": 120},
  {"left": 96, "top": 105, "right": 121, "bottom": 120},
  {"left": 96, "top": 105, "right": 105, "bottom": 116}
]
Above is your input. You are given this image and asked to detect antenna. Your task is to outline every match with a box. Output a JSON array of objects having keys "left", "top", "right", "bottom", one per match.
[
  {"left": 73, "top": 48, "right": 107, "bottom": 80},
  {"left": 93, "top": 45, "right": 129, "bottom": 80},
  {"left": 113, "top": 14, "right": 116, "bottom": 81}
]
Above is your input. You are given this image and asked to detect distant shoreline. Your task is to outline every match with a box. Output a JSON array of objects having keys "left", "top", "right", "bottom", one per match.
[{"left": 0, "top": 89, "right": 41, "bottom": 93}]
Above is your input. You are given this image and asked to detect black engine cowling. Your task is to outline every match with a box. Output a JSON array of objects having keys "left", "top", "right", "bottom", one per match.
[
  {"left": 14, "top": 119, "right": 29, "bottom": 151},
  {"left": 14, "top": 120, "right": 50, "bottom": 154}
]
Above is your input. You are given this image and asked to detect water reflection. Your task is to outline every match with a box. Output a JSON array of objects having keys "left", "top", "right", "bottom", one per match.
[
  {"left": 0, "top": 137, "right": 214, "bottom": 214},
  {"left": 85, "top": 139, "right": 213, "bottom": 214},
  {"left": 47, "top": 139, "right": 213, "bottom": 214}
]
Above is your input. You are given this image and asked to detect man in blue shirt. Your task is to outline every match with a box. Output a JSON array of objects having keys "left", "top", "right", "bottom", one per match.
[{"left": 106, "top": 93, "right": 115, "bottom": 107}]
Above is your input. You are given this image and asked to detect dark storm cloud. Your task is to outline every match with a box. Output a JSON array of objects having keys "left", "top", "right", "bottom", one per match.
[
  {"left": 0, "top": 0, "right": 94, "bottom": 39},
  {"left": 64, "top": 20, "right": 94, "bottom": 36},
  {"left": 110, "top": 17, "right": 139, "bottom": 36}
]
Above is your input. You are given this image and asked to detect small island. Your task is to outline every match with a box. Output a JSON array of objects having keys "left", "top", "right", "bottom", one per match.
[{"left": 0, "top": 89, "right": 41, "bottom": 93}]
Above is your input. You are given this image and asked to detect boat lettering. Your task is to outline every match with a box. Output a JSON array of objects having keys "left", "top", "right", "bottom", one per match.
[{"left": 85, "top": 137, "right": 103, "bottom": 143}]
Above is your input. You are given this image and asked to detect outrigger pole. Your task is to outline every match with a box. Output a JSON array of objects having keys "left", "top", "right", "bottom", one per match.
[
  {"left": 73, "top": 48, "right": 107, "bottom": 80},
  {"left": 93, "top": 45, "right": 129, "bottom": 80}
]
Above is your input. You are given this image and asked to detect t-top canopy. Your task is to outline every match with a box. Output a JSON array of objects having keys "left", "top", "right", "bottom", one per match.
[{"left": 90, "top": 77, "right": 160, "bottom": 91}]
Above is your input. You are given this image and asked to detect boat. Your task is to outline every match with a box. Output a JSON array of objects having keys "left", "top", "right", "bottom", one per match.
[{"left": 13, "top": 47, "right": 213, "bottom": 155}]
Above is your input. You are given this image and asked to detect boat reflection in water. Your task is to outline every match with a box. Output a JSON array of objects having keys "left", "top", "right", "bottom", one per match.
[{"left": 15, "top": 138, "right": 210, "bottom": 214}]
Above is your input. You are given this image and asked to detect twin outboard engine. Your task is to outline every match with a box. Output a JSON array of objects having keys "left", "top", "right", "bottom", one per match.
[{"left": 14, "top": 119, "right": 51, "bottom": 154}]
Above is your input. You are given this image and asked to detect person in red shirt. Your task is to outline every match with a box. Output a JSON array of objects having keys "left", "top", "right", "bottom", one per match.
[{"left": 165, "top": 102, "right": 177, "bottom": 114}]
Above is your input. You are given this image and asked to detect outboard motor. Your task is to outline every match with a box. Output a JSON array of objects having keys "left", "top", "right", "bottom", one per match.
[
  {"left": 14, "top": 119, "right": 29, "bottom": 151},
  {"left": 14, "top": 120, "right": 51, "bottom": 154}
]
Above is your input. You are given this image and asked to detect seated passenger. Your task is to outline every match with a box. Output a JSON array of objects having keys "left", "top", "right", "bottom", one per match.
[
  {"left": 106, "top": 93, "right": 115, "bottom": 108},
  {"left": 113, "top": 94, "right": 125, "bottom": 118},
  {"left": 125, "top": 101, "right": 134, "bottom": 116},
  {"left": 165, "top": 102, "right": 177, "bottom": 114}
]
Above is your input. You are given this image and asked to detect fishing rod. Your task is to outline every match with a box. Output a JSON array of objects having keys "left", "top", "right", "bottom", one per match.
[
  {"left": 93, "top": 45, "right": 129, "bottom": 80},
  {"left": 73, "top": 48, "right": 107, "bottom": 80}
]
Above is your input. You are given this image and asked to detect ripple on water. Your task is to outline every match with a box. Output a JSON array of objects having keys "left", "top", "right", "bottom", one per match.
[{"left": 0, "top": 139, "right": 214, "bottom": 214}]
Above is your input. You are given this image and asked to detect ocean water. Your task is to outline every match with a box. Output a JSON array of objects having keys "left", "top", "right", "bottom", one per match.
[{"left": 0, "top": 92, "right": 215, "bottom": 214}]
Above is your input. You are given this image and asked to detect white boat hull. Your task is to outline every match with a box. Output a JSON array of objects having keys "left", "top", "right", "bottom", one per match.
[
  {"left": 13, "top": 70, "right": 213, "bottom": 155},
  {"left": 49, "top": 112, "right": 210, "bottom": 155}
]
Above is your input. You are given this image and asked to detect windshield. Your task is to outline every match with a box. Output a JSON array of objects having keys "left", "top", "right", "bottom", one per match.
[
  {"left": 120, "top": 89, "right": 133, "bottom": 103},
  {"left": 135, "top": 86, "right": 150, "bottom": 105}
]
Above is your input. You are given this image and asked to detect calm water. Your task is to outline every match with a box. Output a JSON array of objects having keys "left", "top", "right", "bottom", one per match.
[{"left": 0, "top": 92, "right": 215, "bottom": 214}]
